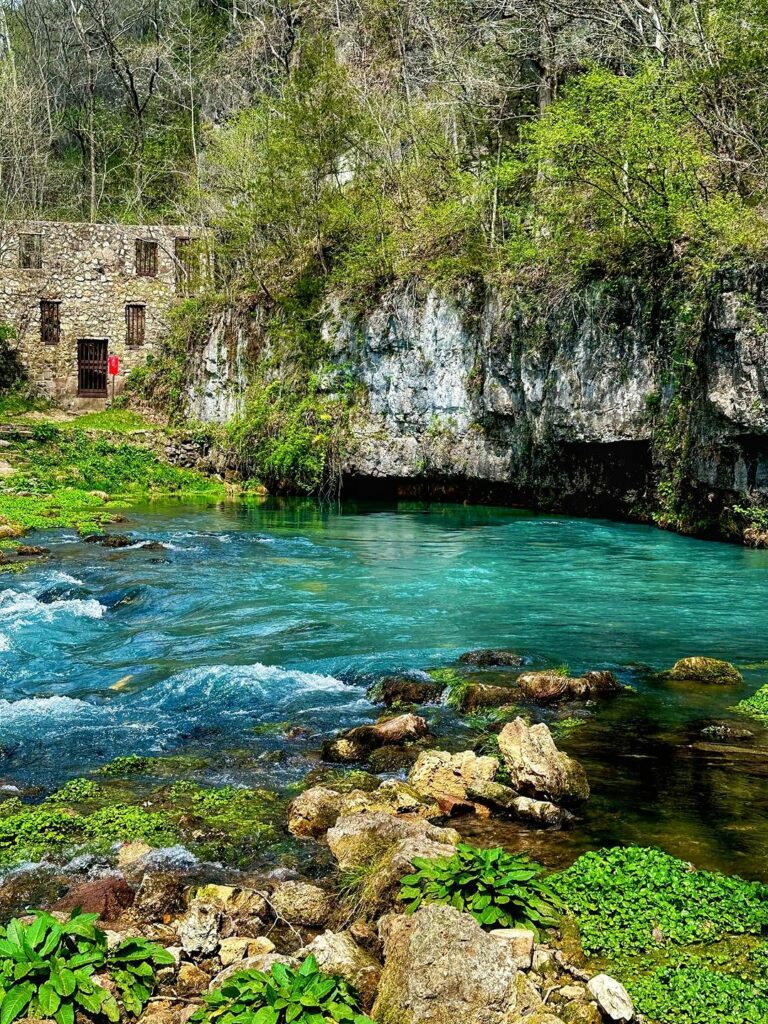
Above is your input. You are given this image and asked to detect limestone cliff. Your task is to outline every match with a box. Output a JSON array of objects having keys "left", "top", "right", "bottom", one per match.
[{"left": 185, "top": 274, "right": 768, "bottom": 540}]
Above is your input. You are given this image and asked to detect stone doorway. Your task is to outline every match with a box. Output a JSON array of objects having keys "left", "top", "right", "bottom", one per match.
[{"left": 77, "top": 339, "right": 108, "bottom": 396}]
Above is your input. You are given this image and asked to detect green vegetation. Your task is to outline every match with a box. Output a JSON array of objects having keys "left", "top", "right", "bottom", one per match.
[
  {"left": 166, "top": 781, "right": 282, "bottom": 863},
  {"left": 630, "top": 964, "right": 768, "bottom": 1024},
  {"left": 552, "top": 846, "right": 768, "bottom": 957},
  {"left": 44, "top": 778, "right": 102, "bottom": 804},
  {"left": 191, "top": 956, "right": 375, "bottom": 1024},
  {"left": 731, "top": 684, "right": 768, "bottom": 721},
  {"left": 0, "top": 910, "right": 174, "bottom": 1024},
  {"left": 428, "top": 668, "right": 471, "bottom": 711},
  {"left": 399, "top": 843, "right": 562, "bottom": 934},
  {"left": 95, "top": 755, "right": 157, "bottom": 777}
]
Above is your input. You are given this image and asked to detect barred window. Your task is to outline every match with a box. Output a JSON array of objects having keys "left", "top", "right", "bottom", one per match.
[
  {"left": 125, "top": 303, "right": 146, "bottom": 346},
  {"left": 135, "top": 238, "right": 158, "bottom": 277},
  {"left": 40, "top": 300, "right": 61, "bottom": 345},
  {"left": 19, "top": 233, "right": 43, "bottom": 270},
  {"left": 174, "top": 236, "right": 198, "bottom": 294}
]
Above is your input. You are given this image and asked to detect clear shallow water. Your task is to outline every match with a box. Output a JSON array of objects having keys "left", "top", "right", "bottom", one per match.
[{"left": 2, "top": 498, "right": 768, "bottom": 875}]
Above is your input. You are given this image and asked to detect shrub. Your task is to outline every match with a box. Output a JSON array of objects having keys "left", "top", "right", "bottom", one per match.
[
  {"left": 190, "top": 955, "right": 375, "bottom": 1024},
  {"left": 552, "top": 846, "right": 768, "bottom": 956},
  {"left": 0, "top": 910, "right": 173, "bottom": 1024},
  {"left": 399, "top": 843, "right": 562, "bottom": 933}
]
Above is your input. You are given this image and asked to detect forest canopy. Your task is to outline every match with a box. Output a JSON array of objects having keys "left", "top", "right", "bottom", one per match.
[{"left": 2, "top": 0, "right": 768, "bottom": 297}]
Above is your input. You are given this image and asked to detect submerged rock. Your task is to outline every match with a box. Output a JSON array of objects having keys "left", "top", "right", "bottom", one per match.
[
  {"left": 327, "top": 812, "right": 459, "bottom": 870},
  {"left": 497, "top": 718, "right": 589, "bottom": 805},
  {"left": 322, "top": 713, "right": 430, "bottom": 764},
  {"left": 666, "top": 657, "right": 743, "bottom": 686},
  {"left": 461, "top": 683, "right": 518, "bottom": 712},
  {"left": 459, "top": 649, "right": 525, "bottom": 667},
  {"left": 373, "top": 904, "right": 525, "bottom": 1024},
  {"left": 517, "top": 670, "right": 621, "bottom": 703}
]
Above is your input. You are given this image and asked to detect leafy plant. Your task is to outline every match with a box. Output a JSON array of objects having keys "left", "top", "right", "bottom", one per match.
[
  {"left": 629, "top": 964, "right": 768, "bottom": 1024},
  {"left": 95, "top": 754, "right": 157, "bottom": 777},
  {"left": 552, "top": 846, "right": 768, "bottom": 956},
  {"left": 191, "top": 955, "right": 375, "bottom": 1024},
  {"left": 45, "top": 778, "right": 102, "bottom": 804},
  {"left": 731, "top": 684, "right": 768, "bottom": 721},
  {"left": 399, "top": 843, "right": 562, "bottom": 933},
  {"left": 0, "top": 910, "right": 172, "bottom": 1024}
]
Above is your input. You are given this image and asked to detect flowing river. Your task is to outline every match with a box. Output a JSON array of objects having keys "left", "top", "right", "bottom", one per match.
[{"left": 2, "top": 499, "right": 768, "bottom": 878}]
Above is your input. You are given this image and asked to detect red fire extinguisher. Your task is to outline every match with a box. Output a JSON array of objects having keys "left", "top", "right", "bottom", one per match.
[{"left": 108, "top": 354, "right": 119, "bottom": 402}]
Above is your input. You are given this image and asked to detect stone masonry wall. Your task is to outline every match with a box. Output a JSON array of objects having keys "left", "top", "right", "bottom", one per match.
[{"left": 0, "top": 221, "right": 201, "bottom": 403}]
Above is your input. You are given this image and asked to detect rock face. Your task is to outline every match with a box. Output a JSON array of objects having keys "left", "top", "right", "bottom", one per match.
[
  {"left": 373, "top": 904, "right": 524, "bottom": 1024},
  {"left": 517, "top": 670, "right": 621, "bottom": 703},
  {"left": 497, "top": 718, "right": 589, "bottom": 805},
  {"left": 666, "top": 657, "right": 743, "bottom": 686},
  {"left": 327, "top": 812, "right": 459, "bottom": 870}
]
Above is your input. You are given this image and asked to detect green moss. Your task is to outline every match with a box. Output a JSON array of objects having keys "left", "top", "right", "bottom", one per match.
[
  {"left": 45, "top": 778, "right": 103, "bottom": 803},
  {"left": 165, "top": 782, "right": 283, "bottom": 863},
  {"left": 552, "top": 846, "right": 768, "bottom": 957},
  {"left": 95, "top": 754, "right": 158, "bottom": 777},
  {"left": 731, "top": 684, "right": 768, "bottom": 721},
  {"left": 80, "top": 805, "right": 177, "bottom": 847}
]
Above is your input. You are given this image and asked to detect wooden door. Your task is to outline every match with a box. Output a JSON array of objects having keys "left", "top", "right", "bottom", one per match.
[{"left": 77, "top": 339, "right": 108, "bottom": 396}]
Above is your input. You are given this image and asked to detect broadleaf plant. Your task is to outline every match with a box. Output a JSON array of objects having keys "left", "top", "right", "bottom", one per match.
[
  {"left": 190, "top": 955, "right": 375, "bottom": 1024},
  {"left": 0, "top": 910, "right": 173, "bottom": 1024},
  {"left": 399, "top": 843, "right": 562, "bottom": 934}
]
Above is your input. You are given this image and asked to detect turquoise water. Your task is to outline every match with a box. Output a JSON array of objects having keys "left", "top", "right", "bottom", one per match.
[{"left": 2, "top": 499, "right": 768, "bottom": 874}]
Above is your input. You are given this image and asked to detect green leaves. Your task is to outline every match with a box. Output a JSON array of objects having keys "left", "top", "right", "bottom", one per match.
[
  {"left": 191, "top": 955, "right": 375, "bottom": 1024},
  {"left": 551, "top": 846, "right": 768, "bottom": 957},
  {"left": 0, "top": 911, "right": 169, "bottom": 1024},
  {"left": 399, "top": 843, "right": 562, "bottom": 935}
]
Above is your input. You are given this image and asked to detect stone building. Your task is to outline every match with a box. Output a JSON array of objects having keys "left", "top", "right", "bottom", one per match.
[{"left": 0, "top": 220, "right": 204, "bottom": 404}]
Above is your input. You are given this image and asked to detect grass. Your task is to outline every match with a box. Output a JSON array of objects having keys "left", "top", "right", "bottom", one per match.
[{"left": 57, "top": 409, "right": 155, "bottom": 433}]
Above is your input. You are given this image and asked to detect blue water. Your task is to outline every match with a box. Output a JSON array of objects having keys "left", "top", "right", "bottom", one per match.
[{"left": 2, "top": 499, "right": 768, "bottom": 874}]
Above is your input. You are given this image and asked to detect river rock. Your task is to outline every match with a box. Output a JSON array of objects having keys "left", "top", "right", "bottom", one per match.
[
  {"left": 177, "top": 901, "right": 221, "bottom": 956},
  {"left": 322, "top": 713, "right": 430, "bottom": 764},
  {"left": 54, "top": 876, "right": 135, "bottom": 922},
  {"left": 270, "top": 881, "right": 331, "bottom": 928},
  {"left": 300, "top": 932, "right": 382, "bottom": 1007},
  {"left": 409, "top": 749, "right": 498, "bottom": 802},
  {"left": 465, "top": 779, "right": 572, "bottom": 827},
  {"left": 373, "top": 675, "right": 446, "bottom": 707},
  {"left": 373, "top": 904, "right": 525, "bottom": 1024},
  {"left": 218, "top": 936, "right": 269, "bottom": 967},
  {"left": 210, "top": 946, "right": 296, "bottom": 987},
  {"left": 134, "top": 873, "right": 187, "bottom": 923},
  {"left": 586, "top": 975, "right": 634, "bottom": 1022},
  {"left": 339, "top": 779, "right": 433, "bottom": 818},
  {"left": 517, "top": 670, "right": 621, "bottom": 703},
  {"left": 357, "top": 835, "right": 459, "bottom": 917},
  {"left": 327, "top": 812, "right": 459, "bottom": 870},
  {"left": 461, "top": 683, "right": 518, "bottom": 712},
  {"left": 667, "top": 657, "right": 743, "bottom": 686},
  {"left": 459, "top": 649, "right": 525, "bottom": 667},
  {"left": 287, "top": 786, "right": 343, "bottom": 837},
  {"left": 497, "top": 718, "right": 589, "bottom": 805},
  {"left": 176, "top": 962, "right": 210, "bottom": 996},
  {"left": 489, "top": 928, "right": 535, "bottom": 969}
]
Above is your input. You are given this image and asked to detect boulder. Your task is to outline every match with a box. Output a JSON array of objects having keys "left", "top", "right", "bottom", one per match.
[
  {"left": 322, "top": 713, "right": 430, "bottom": 764},
  {"left": 339, "top": 780, "right": 435, "bottom": 819},
  {"left": 373, "top": 904, "right": 524, "bottom": 1024},
  {"left": 218, "top": 936, "right": 269, "bottom": 967},
  {"left": 459, "top": 650, "right": 524, "bottom": 667},
  {"left": 667, "top": 657, "right": 743, "bottom": 686},
  {"left": 287, "top": 786, "right": 343, "bottom": 837},
  {"left": 409, "top": 749, "right": 498, "bottom": 802},
  {"left": 300, "top": 932, "right": 382, "bottom": 1008},
  {"left": 178, "top": 885, "right": 268, "bottom": 953},
  {"left": 270, "top": 881, "right": 331, "bottom": 928},
  {"left": 357, "top": 836, "right": 459, "bottom": 918},
  {"left": 517, "top": 671, "right": 621, "bottom": 703},
  {"left": 461, "top": 684, "right": 518, "bottom": 713},
  {"left": 497, "top": 719, "right": 589, "bottom": 805},
  {"left": 374, "top": 676, "right": 446, "bottom": 707},
  {"left": 586, "top": 975, "right": 634, "bottom": 1022},
  {"left": 465, "top": 779, "right": 572, "bottom": 828},
  {"left": 327, "top": 812, "right": 459, "bottom": 870},
  {"left": 175, "top": 963, "right": 210, "bottom": 996},
  {"left": 54, "top": 876, "right": 134, "bottom": 922},
  {"left": 177, "top": 901, "right": 221, "bottom": 956}
]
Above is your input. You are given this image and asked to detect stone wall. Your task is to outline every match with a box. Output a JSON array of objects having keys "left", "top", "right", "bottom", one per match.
[{"left": 0, "top": 221, "right": 202, "bottom": 403}]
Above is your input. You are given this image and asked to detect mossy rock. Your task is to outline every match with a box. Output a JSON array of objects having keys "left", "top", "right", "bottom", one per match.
[{"left": 666, "top": 657, "right": 743, "bottom": 686}]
